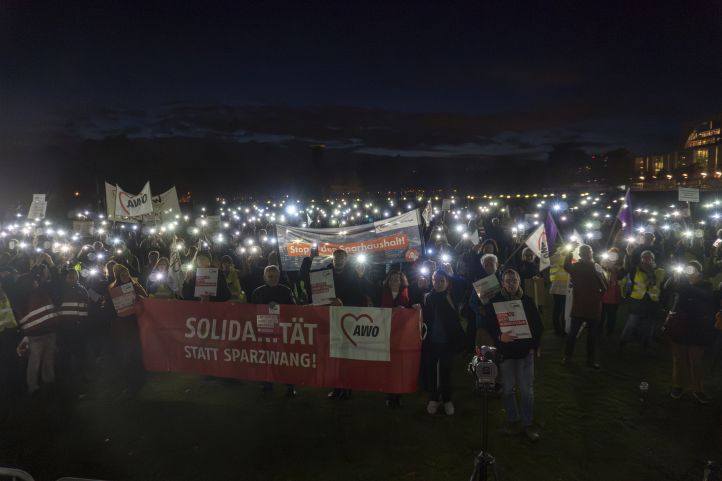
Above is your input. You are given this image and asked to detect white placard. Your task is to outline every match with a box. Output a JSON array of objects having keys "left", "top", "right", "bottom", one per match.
[
  {"left": 310, "top": 269, "right": 336, "bottom": 305},
  {"left": 473, "top": 275, "right": 501, "bottom": 304},
  {"left": 110, "top": 282, "right": 137, "bottom": 317},
  {"left": 194, "top": 268, "right": 219, "bottom": 297},
  {"left": 492, "top": 299, "right": 532, "bottom": 340},
  {"left": 678, "top": 187, "right": 700, "bottom": 203}
]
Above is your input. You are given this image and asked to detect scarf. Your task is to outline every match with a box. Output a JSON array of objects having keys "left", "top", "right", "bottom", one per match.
[{"left": 381, "top": 287, "right": 410, "bottom": 308}]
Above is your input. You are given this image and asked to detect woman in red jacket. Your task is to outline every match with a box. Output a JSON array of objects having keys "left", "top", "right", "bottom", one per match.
[
  {"left": 380, "top": 270, "right": 418, "bottom": 408},
  {"left": 380, "top": 270, "right": 411, "bottom": 309}
]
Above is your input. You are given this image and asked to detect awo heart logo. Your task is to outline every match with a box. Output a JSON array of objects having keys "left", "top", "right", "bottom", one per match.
[
  {"left": 118, "top": 191, "right": 133, "bottom": 215},
  {"left": 330, "top": 307, "right": 391, "bottom": 361},
  {"left": 340, "top": 313, "right": 375, "bottom": 347}
]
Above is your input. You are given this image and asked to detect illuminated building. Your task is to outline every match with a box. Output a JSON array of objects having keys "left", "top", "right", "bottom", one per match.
[{"left": 635, "top": 120, "right": 722, "bottom": 180}]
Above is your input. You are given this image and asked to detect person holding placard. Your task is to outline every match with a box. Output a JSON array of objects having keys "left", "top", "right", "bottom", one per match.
[
  {"left": 108, "top": 264, "right": 147, "bottom": 394},
  {"left": 182, "top": 254, "right": 230, "bottom": 302},
  {"left": 251, "top": 265, "right": 296, "bottom": 397},
  {"left": 485, "top": 269, "right": 543, "bottom": 441},
  {"left": 468, "top": 253, "right": 502, "bottom": 347}
]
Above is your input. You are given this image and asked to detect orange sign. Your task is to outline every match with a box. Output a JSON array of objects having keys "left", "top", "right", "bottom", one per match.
[{"left": 287, "top": 233, "right": 409, "bottom": 257}]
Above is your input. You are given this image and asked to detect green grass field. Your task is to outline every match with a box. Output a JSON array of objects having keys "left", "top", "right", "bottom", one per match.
[{"left": 1, "top": 308, "right": 721, "bottom": 481}]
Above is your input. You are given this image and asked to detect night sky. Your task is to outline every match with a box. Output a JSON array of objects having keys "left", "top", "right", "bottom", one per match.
[{"left": 1, "top": 1, "right": 722, "bottom": 206}]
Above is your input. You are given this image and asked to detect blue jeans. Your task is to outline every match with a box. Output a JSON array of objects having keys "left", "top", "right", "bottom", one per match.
[{"left": 500, "top": 352, "right": 535, "bottom": 427}]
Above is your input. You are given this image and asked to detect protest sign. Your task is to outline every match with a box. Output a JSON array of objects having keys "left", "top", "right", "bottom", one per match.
[
  {"left": 194, "top": 268, "right": 219, "bottom": 297},
  {"left": 137, "top": 300, "right": 422, "bottom": 392},
  {"left": 27, "top": 194, "right": 47, "bottom": 220},
  {"left": 492, "top": 300, "right": 532, "bottom": 339},
  {"left": 110, "top": 283, "right": 137, "bottom": 317},
  {"left": 678, "top": 187, "right": 699, "bottom": 203},
  {"left": 114, "top": 182, "right": 154, "bottom": 217},
  {"left": 473, "top": 275, "right": 501, "bottom": 303},
  {"left": 310, "top": 269, "right": 336, "bottom": 305},
  {"left": 276, "top": 209, "right": 424, "bottom": 270}
]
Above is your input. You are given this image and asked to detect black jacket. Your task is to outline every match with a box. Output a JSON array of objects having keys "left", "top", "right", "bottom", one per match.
[
  {"left": 484, "top": 292, "right": 544, "bottom": 359},
  {"left": 668, "top": 279, "right": 716, "bottom": 346},
  {"left": 250, "top": 284, "right": 295, "bottom": 305},
  {"left": 422, "top": 290, "right": 467, "bottom": 354}
]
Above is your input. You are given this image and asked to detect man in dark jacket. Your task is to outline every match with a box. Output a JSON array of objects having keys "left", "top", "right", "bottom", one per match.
[
  {"left": 485, "top": 269, "right": 543, "bottom": 441},
  {"left": 251, "top": 265, "right": 296, "bottom": 397},
  {"left": 324, "top": 249, "right": 365, "bottom": 400},
  {"left": 562, "top": 244, "right": 607, "bottom": 368},
  {"left": 250, "top": 265, "right": 294, "bottom": 305},
  {"left": 327, "top": 249, "right": 366, "bottom": 308}
]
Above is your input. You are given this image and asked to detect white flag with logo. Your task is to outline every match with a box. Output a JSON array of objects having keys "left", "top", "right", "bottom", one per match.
[
  {"left": 329, "top": 306, "right": 391, "bottom": 361},
  {"left": 149, "top": 186, "right": 181, "bottom": 222},
  {"left": 525, "top": 223, "right": 551, "bottom": 271},
  {"left": 115, "top": 182, "right": 153, "bottom": 218}
]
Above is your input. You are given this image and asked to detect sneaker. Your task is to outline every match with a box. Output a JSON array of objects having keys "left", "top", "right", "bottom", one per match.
[
  {"left": 670, "top": 387, "right": 683, "bottom": 399},
  {"left": 426, "top": 400, "right": 441, "bottom": 415},
  {"left": 524, "top": 426, "right": 540, "bottom": 442},
  {"left": 586, "top": 361, "right": 601, "bottom": 370},
  {"left": 327, "top": 389, "right": 340, "bottom": 399},
  {"left": 692, "top": 392, "right": 710, "bottom": 404},
  {"left": 443, "top": 401, "right": 455, "bottom": 416}
]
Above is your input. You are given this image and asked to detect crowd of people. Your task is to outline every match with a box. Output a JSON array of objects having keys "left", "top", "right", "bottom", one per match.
[{"left": 0, "top": 189, "right": 721, "bottom": 445}]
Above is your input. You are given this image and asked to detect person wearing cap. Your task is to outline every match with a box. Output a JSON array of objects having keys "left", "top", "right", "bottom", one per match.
[
  {"left": 664, "top": 260, "right": 716, "bottom": 404},
  {"left": 620, "top": 250, "right": 665, "bottom": 351},
  {"left": 422, "top": 269, "right": 467, "bottom": 416}
]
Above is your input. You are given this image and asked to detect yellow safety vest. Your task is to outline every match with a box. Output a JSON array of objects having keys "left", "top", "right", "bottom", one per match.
[
  {"left": 630, "top": 268, "right": 665, "bottom": 302},
  {"left": 0, "top": 289, "right": 17, "bottom": 333},
  {"left": 549, "top": 254, "right": 569, "bottom": 282}
]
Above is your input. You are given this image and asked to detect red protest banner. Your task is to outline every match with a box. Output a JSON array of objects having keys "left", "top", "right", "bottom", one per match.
[{"left": 136, "top": 300, "right": 422, "bottom": 393}]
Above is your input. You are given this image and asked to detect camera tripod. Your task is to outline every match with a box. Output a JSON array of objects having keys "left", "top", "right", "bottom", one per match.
[{"left": 469, "top": 382, "right": 499, "bottom": 481}]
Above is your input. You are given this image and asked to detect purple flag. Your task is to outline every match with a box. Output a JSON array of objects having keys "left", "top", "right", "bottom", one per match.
[
  {"left": 545, "top": 212, "right": 558, "bottom": 248},
  {"left": 616, "top": 189, "right": 633, "bottom": 234}
]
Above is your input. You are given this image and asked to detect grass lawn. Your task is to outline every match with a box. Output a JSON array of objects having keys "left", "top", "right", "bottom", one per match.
[{"left": 1, "top": 305, "right": 721, "bottom": 481}]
